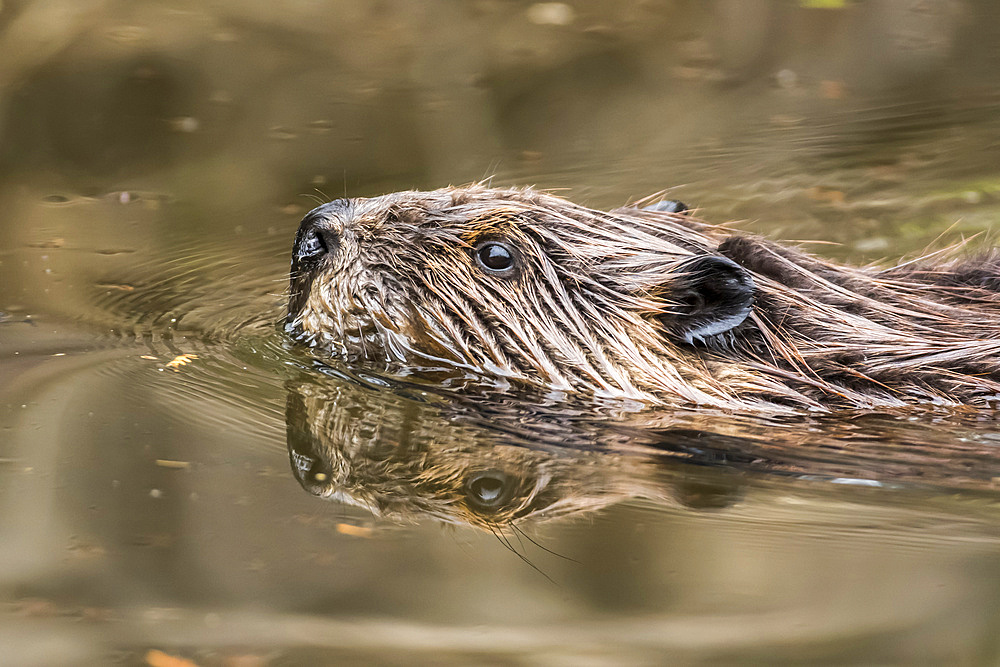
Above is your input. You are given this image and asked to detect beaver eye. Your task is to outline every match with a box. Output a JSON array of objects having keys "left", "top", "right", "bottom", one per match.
[{"left": 475, "top": 241, "right": 517, "bottom": 276}]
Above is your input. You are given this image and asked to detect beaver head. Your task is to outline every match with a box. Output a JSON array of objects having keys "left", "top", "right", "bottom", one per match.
[
  {"left": 286, "top": 186, "right": 1000, "bottom": 411},
  {"left": 285, "top": 187, "right": 767, "bottom": 403}
]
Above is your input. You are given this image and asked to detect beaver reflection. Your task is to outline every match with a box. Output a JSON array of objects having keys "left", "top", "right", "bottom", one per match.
[
  {"left": 284, "top": 377, "right": 747, "bottom": 528},
  {"left": 286, "top": 368, "right": 1000, "bottom": 525}
]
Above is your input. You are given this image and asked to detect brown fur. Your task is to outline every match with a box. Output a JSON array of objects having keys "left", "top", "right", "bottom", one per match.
[{"left": 286, "top": 185, "right": 1000, "bottom": 413}]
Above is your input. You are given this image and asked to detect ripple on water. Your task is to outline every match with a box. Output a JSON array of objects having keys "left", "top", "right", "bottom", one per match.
[{"left": 5, "top": 210, "right": 298, "bottom": 450}]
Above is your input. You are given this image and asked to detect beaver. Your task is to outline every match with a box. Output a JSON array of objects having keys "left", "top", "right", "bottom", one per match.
[{"left": 285, "top": 185, "right": 1000, "bottom": 413}]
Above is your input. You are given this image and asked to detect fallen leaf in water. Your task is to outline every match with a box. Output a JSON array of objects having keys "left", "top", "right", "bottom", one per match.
[
  {"left": 145, "top": 649, "right": 200, "bottom": 667},
  {"left": 165, "top": 354, "right": 198, "bottom": 371},
  {"left": 336, "top": 523, "right": 373, "bottom": 538}
]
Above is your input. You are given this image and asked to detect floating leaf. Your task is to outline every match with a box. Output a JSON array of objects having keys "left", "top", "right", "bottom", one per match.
[{"left": 165, "top": 354, "right": 198, "bottom": 371}]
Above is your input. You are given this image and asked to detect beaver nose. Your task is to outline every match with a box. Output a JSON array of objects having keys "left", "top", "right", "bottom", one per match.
[
  {"left": 293, "top": 201, "right": 347, "bottom": 262},
  {"left": 294, "top": 224, "right": 333, "bottom": 262}
]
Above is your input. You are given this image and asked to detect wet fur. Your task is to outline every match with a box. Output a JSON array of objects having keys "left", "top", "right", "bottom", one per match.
[{"left": 286, "top": 186, "right": 1000, "bottom": 412}]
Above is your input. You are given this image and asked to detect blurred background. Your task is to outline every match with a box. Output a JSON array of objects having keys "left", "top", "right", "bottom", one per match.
[
  {"left": 3, "top": 0, "right": 1000, "bottom": 665},
  {"left": 1, "top": 0, "right": 999, "bottom": 233}
]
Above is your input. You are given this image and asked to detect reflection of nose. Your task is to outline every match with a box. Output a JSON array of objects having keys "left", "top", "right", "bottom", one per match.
[
  {"left": 285, "top": 390, "right": 337, "bottom": 497},
  {"left": 290, "top": 449, "right": 335, "bottom": 497}
]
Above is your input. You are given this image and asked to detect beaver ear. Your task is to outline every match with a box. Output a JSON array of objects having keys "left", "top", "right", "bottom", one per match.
[
  {"left": 662, "top": 255, "right": 755, "bottom": 345},
  {"left": 643, "top": 199, "right": 689, "bottom": 214}
]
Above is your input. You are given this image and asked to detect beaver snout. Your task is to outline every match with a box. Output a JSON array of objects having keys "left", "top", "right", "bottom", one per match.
[
  {"left": 287, "top": 200, "right": 355, "bottom": 328},
  {"left": 293, "top": 224, "right": 332, "bottom": 262},
  {"left": 293, "top": 203, "right": 347, "bottom": 264}
]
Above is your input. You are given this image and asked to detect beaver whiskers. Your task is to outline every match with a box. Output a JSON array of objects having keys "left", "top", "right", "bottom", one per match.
[{"left": 285, "top": 185, "right": 1000, "bottom": 412}]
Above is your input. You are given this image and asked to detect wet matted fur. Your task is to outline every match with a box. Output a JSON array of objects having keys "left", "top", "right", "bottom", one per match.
[{"left": 286, "top": 185, "right": 1000, "bottom": 412}]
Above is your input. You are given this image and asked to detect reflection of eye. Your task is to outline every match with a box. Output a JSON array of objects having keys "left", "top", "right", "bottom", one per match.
[
  {"left": 464, "top": 471, "right": 514, "bottom": 513},
  {"left": 474, "top": 241, "right": 517, "bottom": 277}
]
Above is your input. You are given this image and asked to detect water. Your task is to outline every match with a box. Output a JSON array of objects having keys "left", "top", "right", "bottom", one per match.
[{"left": 3, "top": 1, "right": 1000, "bottom": 664}]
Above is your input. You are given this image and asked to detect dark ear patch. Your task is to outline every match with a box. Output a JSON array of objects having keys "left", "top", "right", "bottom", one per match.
[
  {"left": 643, "top": 199, "right": 689, "bottom": 214},
  {"left": 663, "top": 255, "right": 755, "bottom": 345}
]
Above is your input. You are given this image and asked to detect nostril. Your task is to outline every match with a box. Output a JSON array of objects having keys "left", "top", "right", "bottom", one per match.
[
  {"left": 294, "top": 222, "right": 341, "bottom": 263},
  {"left": 294, "top": 200, "right": 351, "bottom": 264},
  {"left": 296, "top": 228, "right": 327, "bottom": 260}
]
